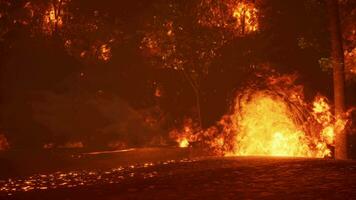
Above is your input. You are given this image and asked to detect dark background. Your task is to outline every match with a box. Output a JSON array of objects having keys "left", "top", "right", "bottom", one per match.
[{"left": 0, "top": 0, "right": 355, "bottom": 149}]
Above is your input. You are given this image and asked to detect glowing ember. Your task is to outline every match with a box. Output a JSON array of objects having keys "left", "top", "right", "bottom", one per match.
[
  {"left": 0, "top": 158, "right": 197, "bottom": 195},
  {"left": 98, "top": 44, "right": 112, "bottom": 61},
  {"left": 42, "top": 1, "right": 68, "bottom": 35}
]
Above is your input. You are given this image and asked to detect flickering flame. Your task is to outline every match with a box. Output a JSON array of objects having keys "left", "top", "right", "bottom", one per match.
[
  {"left": 43, "top": 4, "right": 63, "bottom": 35},
  {"left": 197, "top": 0, "right": 259, "bottom": 36},
  {"left": 179, "top": 138, "right": 189, "bottom": 148},
  {"left": 99, "top": 44, "right": 111, "bottom": 61},
  {"left": 312, "top": 96, "right": 335, "bottom": 145},
  {"left": 232, "top": 92, "right": 311, "bottom": 157},
  {"left": 232, "top": 2, "right": 259, "bottom": 34},
  {"left": 170, "top": 72, "right": 350, "bottom": 158},
  {"left": 170, "top": 119, "right": 198, "bottom": 148}
]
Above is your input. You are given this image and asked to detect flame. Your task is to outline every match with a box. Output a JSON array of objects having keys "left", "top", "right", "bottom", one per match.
[
  {"left": 232, "top": 2, "right": 259, "bottom": 34},
  {"left": 178, "top": 138, "right": 190, "bottom": 148},
  {"left": 42, "top": 3, "right": 64, "bottom": 35},
  {"left": 312, "top": 96, "right": 335, "bottom": 145},
  {"left": 170, "top": 72, "right": 351, "bottom": 158},
  {"left": 197, "top": 0, "right": 259, "bottom": 36},
  {"left": 345, "top": 47, "right": 356, "bottom": 80},
  {"left": 98, "top": 44, "right": 112, "bottom": 61},
  {"left": 232, "top": 91, "right": 311, "bottom": 157}
]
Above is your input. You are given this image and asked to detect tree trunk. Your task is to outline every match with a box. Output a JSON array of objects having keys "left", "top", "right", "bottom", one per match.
[
  {"left": 327, "top": 0, "right": 347, "bottom": 159},
  {"left": 195, "top": 90, "right": 203, "bottom": 128},
  {"left": 181, "top": 70, "right": 203, "bottom": 128}
]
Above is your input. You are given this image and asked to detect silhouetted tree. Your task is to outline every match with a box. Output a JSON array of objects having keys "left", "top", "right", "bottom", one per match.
[{"left": 327, "top": 0, "right": 347, "bottom": 159}]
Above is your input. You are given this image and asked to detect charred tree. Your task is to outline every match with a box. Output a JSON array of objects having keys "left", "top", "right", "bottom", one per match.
[
  {"left": 181, "top": 69, "right": 203, "bottom": 128},
  {"left": 326, "top": 0, "right": 347, "bottom": 159}
]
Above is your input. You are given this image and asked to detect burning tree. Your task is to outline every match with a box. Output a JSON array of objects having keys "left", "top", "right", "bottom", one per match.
[
  {"left": 140, "top": 3, "right": 220, "bottom": 127},
  {"left": 1, "top": 0, "right": 121, "bottom": 63},
  {"left": 327, "top": 0, "right": 348, "bottom": 159},
  {"left": 197, "top": 0, "right": 259, "bottom": 36},
  {"left": 141, "top": 0, "right": 260, "bottom": 127},
  {"left": 170, "top": 69, "right": 349, "bottom": 158}
]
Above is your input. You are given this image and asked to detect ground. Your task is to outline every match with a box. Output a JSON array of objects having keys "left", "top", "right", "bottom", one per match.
[{"left": 1, "top": 148, "right": 356, "bottom": 199}]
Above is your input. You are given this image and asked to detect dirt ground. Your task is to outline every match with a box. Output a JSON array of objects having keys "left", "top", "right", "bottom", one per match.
[{"left": 2, "top": 156, "right": 356, "bottom": 200}]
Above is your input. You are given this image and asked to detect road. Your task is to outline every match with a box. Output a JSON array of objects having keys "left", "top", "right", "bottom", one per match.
[{"left": 1, "top": 149, "right": 356, "bottom": 199}]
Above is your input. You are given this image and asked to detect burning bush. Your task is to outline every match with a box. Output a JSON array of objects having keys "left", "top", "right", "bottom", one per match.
[
  {"left": 170, "top": 71, "right": 352, "bottom": 158},
  {"left": 169, "top": 118, "right": 201, "bottom": 148}
]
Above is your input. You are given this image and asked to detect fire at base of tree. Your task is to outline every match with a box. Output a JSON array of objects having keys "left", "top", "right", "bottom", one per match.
[{"left": 170, "top": 70, "right": 353, "bottom": 158}]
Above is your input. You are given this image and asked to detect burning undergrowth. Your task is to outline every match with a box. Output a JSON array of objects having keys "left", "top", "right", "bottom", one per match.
[{"left": 170, "top": 71, "right": 351, "bottom": 158}]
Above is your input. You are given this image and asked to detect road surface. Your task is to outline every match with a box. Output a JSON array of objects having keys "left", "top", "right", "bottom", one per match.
[{"left": 1, "top": 149, "right": 356, "bottom": 199}]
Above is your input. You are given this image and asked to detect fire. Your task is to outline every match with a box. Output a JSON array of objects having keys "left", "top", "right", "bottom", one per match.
[
  {"left": 312, "top": 96, "right": 335, "bottom": 145},
  {"left": 232, "top": 91, "right": 311, "bottom": 157},
  {"left": 232, "top": 2, "right": 259, "bottom": 34},
  {"left": 197, "top": 0, "right": 259, "bottom": 36},
  {"left": 43, "top": 3, "right": 64, "bottom": 35},
  {"left": 98, "top": 44, "right": 112, "bottom": 61},
  {"left": 178, "top": 138, "right": 190, "bottom": 148},
  {"left": 170, "top": 118, "right": 199, "bottom": 148},
  {"left": 170, "top": 72, "right": 351, "bottom": 158}
]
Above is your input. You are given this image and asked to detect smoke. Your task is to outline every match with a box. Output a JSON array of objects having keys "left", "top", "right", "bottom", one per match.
[{"left": 32, "top": 90, "right": 168, "bottom": 149}]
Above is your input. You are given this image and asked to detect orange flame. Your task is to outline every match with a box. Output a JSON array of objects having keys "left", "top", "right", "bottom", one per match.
[
  {"left": 42, "top": 3, "right": 64, "bottom": 35},
  {"left": 197, "top": 0, "right": 259, "bottom": 36},
  {"left": 170, "top": 73, "right": 351, "bottom": 158},
  {"left": 170, "top": 119, "right": 199, "bottom": 148},
  {"left": 231, "top": 91, "right": 312, "bottom": 157}
]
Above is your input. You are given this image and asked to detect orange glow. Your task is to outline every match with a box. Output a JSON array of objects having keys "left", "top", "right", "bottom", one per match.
[
  {"left": 43, "top": 3, "right": 63, "bottom": 35},
  {"left": 169, "top": 119, "right": 199, "bottom": 148},
  {"left": 170, "top": 73, "right": 350, "bottom": 158},
  {"left": 197, "top": 0, "right": 259, "bottom": 36},
  {"left": 231, "top": 92, "right": 312, "bottom": 157},
  {"left": 99, "top": 44, "right": 112, "bottom": 61},
  {"left": 178, "top": 138, "right": 190, "bottom": 148},
  {"left": 232, "top": 2, "right": 259, "bottom": 34}
]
